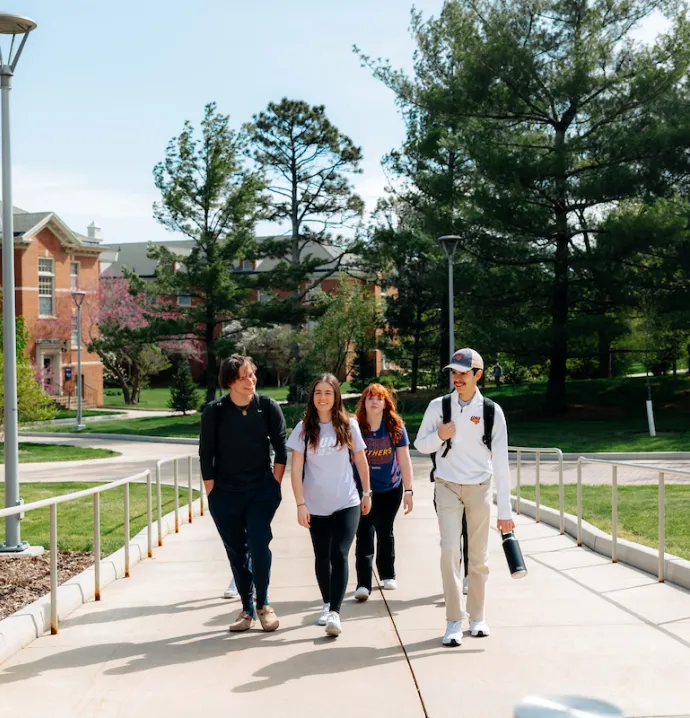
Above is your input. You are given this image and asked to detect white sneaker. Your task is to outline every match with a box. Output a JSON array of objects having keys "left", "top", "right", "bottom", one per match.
[
  {"left": 462, "top": 576, "right": 469, "bottom": 595},
  {"left": 354, "top": 586, "right": 370, "bottom": 601},
  {"left": 382, "top": 578, "right": 398, "bottom": 590},
  {"left": 316, "top": 604, "right": 330, "bottom": 626},
  {"left": 442, "top": 621, "right": 463, "bottom": 647},
  {"left": 223, "top": 578, "right": 239, "bottom": 599},
  {"left": 325, "top": 612, "right": 342, "bottom": 636},
  {"left": 470, "top": 619, "right": 490, "bottom": 637}
]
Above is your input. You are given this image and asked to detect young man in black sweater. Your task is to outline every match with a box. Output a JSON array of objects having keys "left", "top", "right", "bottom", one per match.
[{"left": 199, "top": 354, "right": 287, "bottom": 632}]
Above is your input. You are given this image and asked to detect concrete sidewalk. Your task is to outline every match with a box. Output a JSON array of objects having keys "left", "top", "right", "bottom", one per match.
[{"left": 1, "top": 479, "right": 689, "bottom": 717}]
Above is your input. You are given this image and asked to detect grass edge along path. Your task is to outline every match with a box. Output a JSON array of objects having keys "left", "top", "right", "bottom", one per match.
[
  {"left": 519, "top": 484, "right": 690, "bottom": 561},
  {"left": 0, "top": 482, "right": 199, "bottom": 556},
  {"left": 0, "top": 443, "right": 121, "bottom": 464}
]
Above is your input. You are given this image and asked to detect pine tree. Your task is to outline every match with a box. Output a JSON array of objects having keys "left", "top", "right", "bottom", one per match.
[{"left": 168, "top": 361, "right": 198, "bottom": 415}]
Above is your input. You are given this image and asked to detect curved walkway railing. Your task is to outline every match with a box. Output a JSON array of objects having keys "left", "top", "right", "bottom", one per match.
[
  {"left": 577, "top": 457, "right": 690, "bottom": 582},
  {"left": 510, "top": 446, "right": 564, "bottom": 533},
  {"left": 0, "top": 454, "right": 202, "bottom": 636}
]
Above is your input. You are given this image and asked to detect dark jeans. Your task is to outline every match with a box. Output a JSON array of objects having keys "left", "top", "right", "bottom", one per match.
[
  {"left": 434, "top": 493, "right": 469, "bottom": 578},
  {"left": 355, "top": 482, "right": 403, "bottom": 591},
  {"left": 309, "top": 505, "right": 361, "bottom": 614},
  {"left": 208, "top": 477, "right": 282, "bottom": 615}
]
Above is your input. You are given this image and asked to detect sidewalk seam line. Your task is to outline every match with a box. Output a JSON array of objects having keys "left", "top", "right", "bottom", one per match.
[{"left": 375, "top": 580, "right": 430, "bottom": 718}]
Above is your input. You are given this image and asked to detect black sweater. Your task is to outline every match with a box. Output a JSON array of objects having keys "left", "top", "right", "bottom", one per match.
[{"left": 199, "top": 393, "right": 287, "bottom": 491}]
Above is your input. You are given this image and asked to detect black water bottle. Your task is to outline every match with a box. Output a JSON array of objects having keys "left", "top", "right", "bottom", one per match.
[{"left": 502, "top": 531, "right": 528, "bottom": 578}]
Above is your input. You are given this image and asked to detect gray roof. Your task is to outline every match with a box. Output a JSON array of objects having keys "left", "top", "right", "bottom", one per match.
[
  {"left": 11, "top": 212, "right": 51, "bottom": 236},
  {"left": 101, "top": 237, "right": 362, "bottom": 279}
]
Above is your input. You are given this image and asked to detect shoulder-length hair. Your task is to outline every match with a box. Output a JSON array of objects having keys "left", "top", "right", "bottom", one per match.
[
  {"left": 355, "top": 383, "right": 404, "bottom": 444},
  {"left": 302, "top": 374, "right": 352, "bottom": 451}
]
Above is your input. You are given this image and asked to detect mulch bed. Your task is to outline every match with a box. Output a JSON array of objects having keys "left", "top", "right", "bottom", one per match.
[{"left": 0, "top": 551, "right": 94, "bottom": 621}]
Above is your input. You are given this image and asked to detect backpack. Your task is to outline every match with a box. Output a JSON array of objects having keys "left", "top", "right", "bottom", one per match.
[{"left": 429, "top": 395, "right": 496, "bottom": 482}]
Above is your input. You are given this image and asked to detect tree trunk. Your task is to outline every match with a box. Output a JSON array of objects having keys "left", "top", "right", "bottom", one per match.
[
  {"left": 411, "top": 306, "right": 422, "bottom": 393},
  {"left": 546, "top": 128, "right": 570, "bottom": 414},
  {"left": 598, "top": 330, "right": 613, "bottom": 379},
  {"left": 205, "top": 313, "right": 217, "bottom": 404}
]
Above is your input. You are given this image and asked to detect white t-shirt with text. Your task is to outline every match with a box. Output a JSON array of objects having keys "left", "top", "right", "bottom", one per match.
[{"left": 287, "top": 418, "right": 366, "bottom": 517}]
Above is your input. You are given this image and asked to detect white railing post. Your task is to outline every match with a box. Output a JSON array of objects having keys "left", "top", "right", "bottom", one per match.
[
  {"left": 173, "top": 459, "right": 180, "bottom": 533},
  {"left": 188, "top": 455, "right": 193, "bottom": 524},
  {"left": 535, "top": 450, "right": 541, "bottom": 523},
  {"left": 156, "top": 461, "right": 163, "bottom": 547},
  {"left": 50, "top": 503, "right": 58, "bottom": 635},
  {"left": 146, "top": 470, "right": 153, "bottom": 558},
  {"left": 577, "top": 458, "right": 583, "bottom": 546},
  {"left": 611, "top": 465, "right": 618, "bottom": 563},
  {"left": 659, "top": 471, "right": 665, "bottom": 582},
  {"left": 93, "top": 493, "right": 101, "bottom": 601},
  {"left": 516, "top": 450, "right": 521, "bottom": 515},
  {"left": 558, "top": 450, "right": 564, "bottom": 535},
  {"left": 124, "top": 482, "right": 130, "bottom": 578}
]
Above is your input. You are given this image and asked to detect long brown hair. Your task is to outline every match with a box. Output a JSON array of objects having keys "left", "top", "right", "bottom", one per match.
[
  {"left": 302, "top": 374, "right": 353, "bottom": 451},
  {"left": 355, "top": 383, "right": 404, "bottom": 443}
]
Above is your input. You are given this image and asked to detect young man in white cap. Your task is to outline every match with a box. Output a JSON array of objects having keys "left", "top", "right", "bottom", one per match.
[{"left": 415, "top": 348, "right": 515, "bottom": 647}]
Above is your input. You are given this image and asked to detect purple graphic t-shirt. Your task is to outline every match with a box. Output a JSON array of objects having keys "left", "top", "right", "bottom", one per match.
[{"left": 361, "top": 422, "right": 409, "bottom": 493}]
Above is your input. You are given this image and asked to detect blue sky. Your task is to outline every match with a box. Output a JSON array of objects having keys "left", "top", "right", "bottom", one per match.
[
  {"left": 8, "top": 0, "right": 444, "bottom": 246},
  {"left": 7, "top": 0, "right": 666, "bottom": 247}
]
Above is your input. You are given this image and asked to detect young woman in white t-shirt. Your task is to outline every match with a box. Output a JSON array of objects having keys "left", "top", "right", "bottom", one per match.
[{"left": 288, "top": 374, "right": 371, "bottom": 637}]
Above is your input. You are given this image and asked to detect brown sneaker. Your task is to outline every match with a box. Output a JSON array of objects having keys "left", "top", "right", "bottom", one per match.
[
  {"left": 257, "top": 606, "right": 279, "bottom": 632},
  {"left": 229, "top": 611, "right": 255, "bottom": 632}
]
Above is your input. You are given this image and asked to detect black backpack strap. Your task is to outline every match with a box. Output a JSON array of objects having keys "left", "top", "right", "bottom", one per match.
[
  {"left": 440, "top": 393, "right": 453, "bottom": 458},
  {"left": 430, "top": 392, "right": 455, "bottom": 481},
  {"left": 483, "top": 397, "right": 495, "bottom": 452}
]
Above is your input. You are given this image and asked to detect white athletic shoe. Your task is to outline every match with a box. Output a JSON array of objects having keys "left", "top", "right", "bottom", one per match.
[
  {"left": 470, "top": 619, "right": 491, "bottom": 637},
  {"left": 382, "top": 578, "right": 398, "bottom": 591},
  {"left": 223, "top": 578, "right": 239, "bottom": 599},
  {"left": 442, "top": 621, "right": 463, "bottom": 647},
  {"left": 325, "top": 612, "right": 342, "bottom": 636},
  {"left": 316, "top": 604, "right": 330, "bottom": 626},
  {"left": 354, "top": 586, "right": 370, "bottom": 601},
  {"left": 462, "top": 576, "right": 469, "bottom": 595}
]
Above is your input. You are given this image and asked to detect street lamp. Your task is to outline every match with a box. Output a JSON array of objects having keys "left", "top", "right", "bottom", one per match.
[
  {"left": 0, "top": 13, "right": 37, "bottom": 553},
  {"left": 438, "top": 235, "right": 461, "bottom": 390},
  {"left": 72, "top": 290, "right": 86, "bottom": 431}
]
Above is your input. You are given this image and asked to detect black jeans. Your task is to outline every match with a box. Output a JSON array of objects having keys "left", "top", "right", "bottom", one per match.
[
  {"left": 355, "top": 482, "right": 403, "bottom": 591},
  {"left": 308, "top": 505, "right": 361, "bottom": 613},
  {"left": 208, "top": 477, "right": 282, "bottom": 615}
]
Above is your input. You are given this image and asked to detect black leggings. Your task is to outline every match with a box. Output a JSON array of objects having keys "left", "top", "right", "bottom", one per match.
[
  {"left": 308, "top": 505, "right": 361, "bottom": 613},
  {"left": 355, "top": 482, "right": 403, "bottom": 591}
]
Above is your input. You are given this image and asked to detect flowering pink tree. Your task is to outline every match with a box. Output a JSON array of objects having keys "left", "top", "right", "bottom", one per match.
[{"left": 87, "top": 278, "right": 198, "bottom": 404}]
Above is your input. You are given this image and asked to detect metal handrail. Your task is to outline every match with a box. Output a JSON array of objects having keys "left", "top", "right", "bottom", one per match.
[
  {"left": 155, "top": 455, "right": 204, "bottom": 545},
  {"left": 0, "top": 454, "right": 202, "bottom": 635},
  {"left": 509, "top": 446, "right": 565, "bottom": 534},
  {"left": 577, "top": 457, "right": 690, "bottom": 583}
]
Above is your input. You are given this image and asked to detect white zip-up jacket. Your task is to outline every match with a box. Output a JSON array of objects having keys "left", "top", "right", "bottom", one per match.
[{"left": 414, "top": 388, "right": 512, "bottom": 520}]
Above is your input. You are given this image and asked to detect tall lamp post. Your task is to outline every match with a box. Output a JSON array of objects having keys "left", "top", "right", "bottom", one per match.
[
  {"left": 438, "top": 235, "right": 461, "bottom": 390},
  {"left": 0, "top": 13, "right": 37, "bottom": 553},
  {"left": 72, "top": 290, "right": 86, "bottom": 431}
]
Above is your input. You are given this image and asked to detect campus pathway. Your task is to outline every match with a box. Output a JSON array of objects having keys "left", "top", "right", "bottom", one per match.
[{"left": 1, "top": 472, "right": 689, "bottom": 717}]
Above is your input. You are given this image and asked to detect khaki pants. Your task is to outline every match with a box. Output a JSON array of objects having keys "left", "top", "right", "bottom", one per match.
[{"left": 435, "top": 478, "right": 492, "bottom": 622}]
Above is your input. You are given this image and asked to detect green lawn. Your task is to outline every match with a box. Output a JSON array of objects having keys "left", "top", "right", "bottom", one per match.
[
  {"left": 0, "top": 482, "right": 199, "bottom": 556},
  {"left": 0, "top": 443, "right": 120, "bottom": 464},
  {"left": 519, "top": 484, "right": 690, "bottom": 560},
  {"left": 43, "top": 376, "right": 690, "bottom": 452}
]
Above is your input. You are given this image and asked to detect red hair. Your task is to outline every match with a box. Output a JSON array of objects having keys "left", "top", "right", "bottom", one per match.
[{"left": 355, "top": 383, "right": 404, "bottom": 443}]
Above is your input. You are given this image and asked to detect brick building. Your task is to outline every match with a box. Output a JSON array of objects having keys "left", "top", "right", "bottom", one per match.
[{"left": 0, "top": 203, "right": 107, "bottom": 407}]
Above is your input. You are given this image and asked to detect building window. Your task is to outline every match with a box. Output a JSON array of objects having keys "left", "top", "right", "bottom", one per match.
[
  {"left": 38, "top": 257, "right": 55, "bottom": 316},
  {"left": 178, "top": 293, "right": 191, "bottom": 307},
  {"left": 257, "top": 290, "right": 270, "bottom": 302},
  {"left": 70, "top": 261, "right": 80, "bottom": 289},
  {"left": 71, "top": 311, "right": 78, "bottom": 349}
]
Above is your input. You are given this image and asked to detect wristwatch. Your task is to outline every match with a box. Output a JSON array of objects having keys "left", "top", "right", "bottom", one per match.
[
  {"left": 404, "top": 489, "right": 414, "bottom": 495},
  {"left": 362, "top": 491, "right": 372, "bottom": 497}
]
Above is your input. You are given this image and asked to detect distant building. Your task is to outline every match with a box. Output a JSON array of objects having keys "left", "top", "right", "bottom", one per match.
[{"left": 0, "top": 203, "right": 106, "bottom": 406}]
